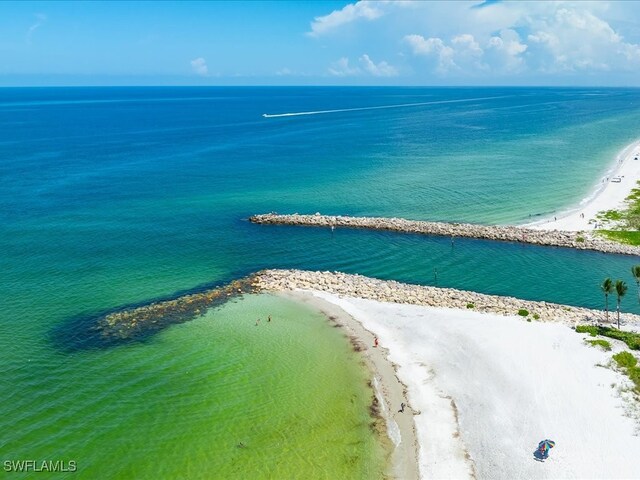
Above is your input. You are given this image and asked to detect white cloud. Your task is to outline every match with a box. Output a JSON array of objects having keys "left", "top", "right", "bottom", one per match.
[
  {"left": 525, "top": 7, "right": 640, "bottom": 72},
  {"left": 26, "top": 13, "right": 46, "bottom": 44},
  {"left": 404, "top": 35, "right": 457, "bottom": 73},
  {"left": 486, "top": 29, "right": 528, "bottom": 72},
  {"left": 328, "top": 57, "right": 360, "bottom": 77},
  {"left": 452, "top": 34, "right": 482, "bottom": 57},
  {"left": 328, "top": 55, "right": 399, "bottom": 77},
  {"left": 359, "top": 54, "right": 398, "bottom": 77},
  {"left": 405, "top": 29, "right": 529, "bottom": 75},
  {"left": 190, "top": 57, "right": 208, "bottom": 76},
  {"left": 312, "top": 1, "right": 640, "bottom": 81},
  {"left": 308, "top": 1, "right": 384, "bottom": 37},
  {"left": 451, "top": 33, "right": 485, "bottom": 71}
]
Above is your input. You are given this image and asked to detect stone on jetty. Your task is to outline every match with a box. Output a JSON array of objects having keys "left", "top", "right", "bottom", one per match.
[
  {"left": 249, "top": 213, "right": 640, "bottom": 256},
  {"left": 91, "top": 268, "right": 640, "bottom": 344},
  {"left": 95, "top": 276, "right": 259, "bottom": 341},
  {"left": 253, "top": 268, "right": 640, "bottom": 327}
]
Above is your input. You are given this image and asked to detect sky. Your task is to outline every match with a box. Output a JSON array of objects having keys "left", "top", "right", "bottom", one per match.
[{"left": 1, "top": 0, "right": 640, "bottom": 86}]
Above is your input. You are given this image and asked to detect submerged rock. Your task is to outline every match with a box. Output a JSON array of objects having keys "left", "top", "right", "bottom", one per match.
[
  {"left": 68, "top": 267, "right": 639, "bottom": 351},
  {"left": 92, "top": 275, "right": 260, "bottom": 343}
]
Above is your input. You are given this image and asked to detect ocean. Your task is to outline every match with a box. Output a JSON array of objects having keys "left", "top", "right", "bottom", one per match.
[{"left": 2, "top": 86, "right": 640, "bottom": 478}]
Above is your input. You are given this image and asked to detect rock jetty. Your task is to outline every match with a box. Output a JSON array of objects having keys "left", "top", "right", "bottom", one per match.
[
  {"left": 92, "top": 269, "right": 639, "bottom": 342},
  {"left": 95, "top": 276, "right": 257, "bottom": 342},
  {"left": 250, "top": 213, "right": 640, "bottom": 256},
  {"left": 253, "top": 269, "right": 640, "bottom": 326}
]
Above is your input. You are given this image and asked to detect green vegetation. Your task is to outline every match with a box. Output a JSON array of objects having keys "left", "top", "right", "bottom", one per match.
[
  {"left": 615, "top": 280, "right": 628, "bottom": 329},
  {"left": 632, "top": 265, "right": 640, "bottom": 304},
  {"left": 598, "top": 230, "right": 640, "bottom": 245},
  {"left": 628, "top": 185, "right": 640, "bottom": 203},
  {"left": 575, "top": 236, "right": 585, "bottom": 243},
  {"left": 533, "top": 313, "right": 540, "bottom": 320},
  {"left": 586, "top": 339, "right": 611, "bottom": 351},
  {"left": 594, "top": 182, "right": 640, "bottom": 246},
  {"left": 625, "top": 183, "right": 640, "bottom": 229},
  {"left": 576, "top": 325, "right": 640, "bottom": 350},
  {"left": 576, "top": 325, "right": 598, "bottom": 336},
  {"left": 466, "top": 303, "right": 475, "bottom": 309},
  {"left": 578, "top": 324, "right": 640, "bottom": 392},
  {"left": 596, "top": 209, "right": 623, "bottom": 223},
  {"left": 601, "top": 278, "right": 614, "bottom": 322},
  {"left": 613, "top": 351, "right": 640, "bottom": 393},
  {"left": 517, "top": 309, "right": 529, "bottom": 317},
  {"left": 614, "top": 351, "right": 638, "bottom": 368}
]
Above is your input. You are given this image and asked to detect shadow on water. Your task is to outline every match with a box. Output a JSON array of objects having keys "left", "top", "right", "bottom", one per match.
[{"left": 50, "top": 269, "right": 260, "bottom": 353}]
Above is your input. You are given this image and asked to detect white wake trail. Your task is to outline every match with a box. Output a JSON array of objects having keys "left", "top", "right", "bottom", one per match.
[{"left": 262, "top": 95, "right": 513, "bottom": 118}]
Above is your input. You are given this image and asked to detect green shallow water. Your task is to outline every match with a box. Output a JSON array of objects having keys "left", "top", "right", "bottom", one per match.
[{"left": 2, "top": 294, "right": 387, "bottom": 479}]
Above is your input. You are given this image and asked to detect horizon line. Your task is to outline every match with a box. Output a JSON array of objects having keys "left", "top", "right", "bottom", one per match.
[{"left": 1, "top": 84, "right": 640, "bottom": 89}]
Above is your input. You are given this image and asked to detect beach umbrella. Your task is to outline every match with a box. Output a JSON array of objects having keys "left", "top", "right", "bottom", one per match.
[{"left": 538, "top": 439, "right": 556, "bottom": 451}]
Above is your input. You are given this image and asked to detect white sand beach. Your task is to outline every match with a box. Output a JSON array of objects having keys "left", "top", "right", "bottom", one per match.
[
  {"left": 308, "top": 291, "right": 640, "bottom": 479},
  {"left": 282, "top": 291, "right": 421, "bottom": 480},
  {"left": 528, "top": 140, "right": 640, "bottom": 231}
]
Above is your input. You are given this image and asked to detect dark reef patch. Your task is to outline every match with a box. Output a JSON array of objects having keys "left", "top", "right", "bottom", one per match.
[{"left": 52, "top": 273, "right": 262, "bottom": 352}]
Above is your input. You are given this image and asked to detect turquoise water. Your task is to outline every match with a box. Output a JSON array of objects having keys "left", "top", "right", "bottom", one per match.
[
  {"left": 3, "top": 87, "right": 640, "bottom": 477},
  {"left": 2, "top": 293, "right": 386, "bottom": 479}
]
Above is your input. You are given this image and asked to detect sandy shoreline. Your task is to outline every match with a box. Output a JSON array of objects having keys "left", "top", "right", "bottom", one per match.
[
  {"left": 280, "top": 291, "right": 420, "bottom": 480},
  {"left": 302, "top": 290, "right": 640, "bottom": 479},
  {"left": 527, "top": 140, "right": 640, "bottom": 231},
  {"left": 250, "top": 270, "right": 640, "bottom": 478},
  {"left": 252, "top": 139, "right": 640, "bottom": 246}
]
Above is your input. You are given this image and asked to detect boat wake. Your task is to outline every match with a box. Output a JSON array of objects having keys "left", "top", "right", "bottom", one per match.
[{"left": 262, "top": 95, "right": 513, "bottom": 118}]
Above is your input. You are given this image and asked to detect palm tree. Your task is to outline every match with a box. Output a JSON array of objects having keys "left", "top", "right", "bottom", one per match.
[
  {"left": 615, "top": 280, "right": 628, "bottom": 329},
  {"left": 631, "top": 265, "right": 640, "bottom": 304},
  {"left": 601, "top": 278, "right": 614, "bottom": 322}
]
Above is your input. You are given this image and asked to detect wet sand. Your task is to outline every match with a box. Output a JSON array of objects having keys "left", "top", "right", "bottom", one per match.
[
  {"left": 307, "top": 291, "right": 640, "bottom": 479},
  {"left": 279, "top": 290, "right": 420, "bottom": 480},
  {"left": 527, "top": 140, "right": 640, "bottom": 231}
]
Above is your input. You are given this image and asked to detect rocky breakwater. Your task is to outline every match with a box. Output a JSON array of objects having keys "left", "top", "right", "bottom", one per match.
[
  {"left": 250, "top": 213, "right": 640, "bottom": 256},
  {"left": 94, "top": 276, "right": 259, "bottom": 343},
  {"left": 253, "top": 269, "right": 640, "bottom": 326},
  {"left": 80, "top": 269, "right": 640, "bottom": 348}
]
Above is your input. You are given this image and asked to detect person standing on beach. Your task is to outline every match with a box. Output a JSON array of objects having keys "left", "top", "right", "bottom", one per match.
[
  {"left": 374, "top": 337, "right": 379, "bottom": 348},
  {"left": 268, "top": 315, "right": 271, "bottom": 323}
]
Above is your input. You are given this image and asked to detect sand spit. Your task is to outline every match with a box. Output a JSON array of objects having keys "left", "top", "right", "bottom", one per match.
[
  {"left": 257, "top": 270, "right": 640, "bottom": 478},
  {"left": 250, "top": 213, "right": 640, "bottom": 256},
  {"left": 313, "top": 293, "right": 640, "bottom": 479}
]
